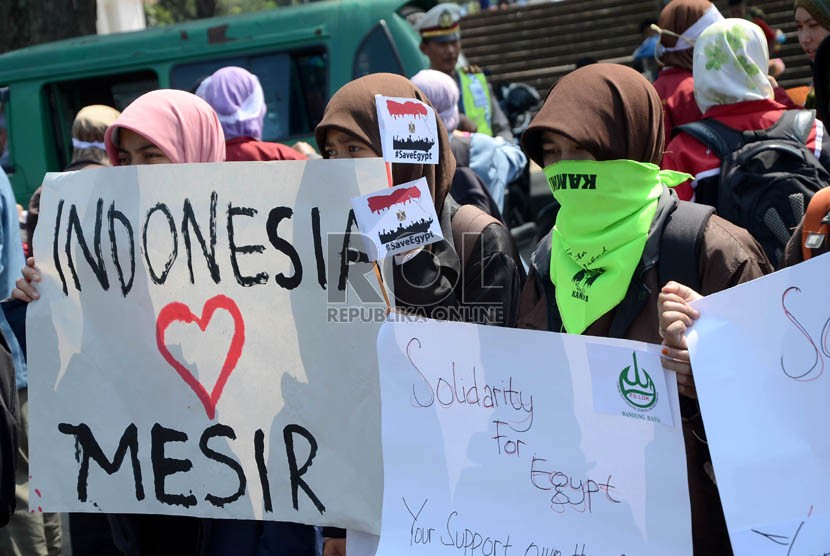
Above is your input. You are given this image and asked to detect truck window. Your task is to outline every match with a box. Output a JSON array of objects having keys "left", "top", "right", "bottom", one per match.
[
  {"left": 0, "top": 91, "right": 9, "bottom": 174},
  {"left": 171, "top": 48, "right": 328, "bottom": 142},
  {"left": 353, "top": 21, "right": 405, "bottom": 79},
  {"left": 45, "top": 70, "right": 159, "bottom": 170}
]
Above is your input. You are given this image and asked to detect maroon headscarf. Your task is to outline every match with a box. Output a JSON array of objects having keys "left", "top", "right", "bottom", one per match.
[
  {"left": 658, "top": 0, "right": 715, "bottom": 71},
  {"left": 522, "top": 64, "right": 665, "bottom": 166}
]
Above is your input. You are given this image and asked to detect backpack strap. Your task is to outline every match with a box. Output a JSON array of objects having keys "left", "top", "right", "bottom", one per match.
[
  {"left": 761, "top": 109, "right": 815, "bottom": 144},
  {"left": 451, "top": 203, "right": 501, "bottom": 271},
  {"left": 675, "top": 119, "right": 746, "bottom": 159},
  {"left": 801, "top": 187, "right": 830, "bottom": 260},
  {"left": 676, "top": 110, "right": 816, "bottom": 157},
  {"left": 658, "top": 201, "right": 715, "bottom": 292}
]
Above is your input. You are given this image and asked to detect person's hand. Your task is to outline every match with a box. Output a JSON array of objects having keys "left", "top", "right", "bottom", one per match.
[
  {"left": 456, "top": 114, "right": 478, "bottom": 133},
  {"left": 292, "top": 141, "right": 318, "bottom": 157},
  {"left": 323, "top": 538, "right": 346, "bottom": 556},
  {"left": 658, "top": 281, "right": 702, "bottom": 399},
  {"left": 12, "top": 257, "right": 41, "bottom": 303}
]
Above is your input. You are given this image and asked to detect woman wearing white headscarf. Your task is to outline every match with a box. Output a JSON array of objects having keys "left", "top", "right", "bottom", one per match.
[{"left": 663, "top": 18, "right": 830, "bottom": 202}]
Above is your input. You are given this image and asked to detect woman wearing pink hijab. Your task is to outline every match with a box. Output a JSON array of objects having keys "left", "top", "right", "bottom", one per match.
[
  {"left": 14, "top": 89, "right": 225, "bottom": 302},
  {"left": 105, "top": 88, "right": 226, "bottom": 166},
  {"left": 12, "top": 89, "right": 317, "bottom": 556}
]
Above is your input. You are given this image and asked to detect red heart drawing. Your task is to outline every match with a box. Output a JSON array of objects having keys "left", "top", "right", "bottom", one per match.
[{"left": 155, "top": 295, "right": 245, "bottom": 420}]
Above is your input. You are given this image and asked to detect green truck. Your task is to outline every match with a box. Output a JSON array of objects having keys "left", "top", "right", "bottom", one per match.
[{"left": 0, "top": 0, "right": 430, "bottom": 203}]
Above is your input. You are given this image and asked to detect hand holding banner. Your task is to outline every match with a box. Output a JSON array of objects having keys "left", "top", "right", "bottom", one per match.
[
  {"left": 28, "top": 159, "right": 389, "bottom": 532},
  {"left": 688, "top": 254, "right": 830, "bottom": 555}
]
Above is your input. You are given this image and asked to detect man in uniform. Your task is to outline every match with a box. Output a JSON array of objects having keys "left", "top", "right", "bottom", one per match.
[{"left": 415, "top": 4, "right": 514, "bottom": 141}]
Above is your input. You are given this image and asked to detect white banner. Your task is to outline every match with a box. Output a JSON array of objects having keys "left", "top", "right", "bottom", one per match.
[
  {"left": 351, "top": 177, "right": 443, "bottom": 260},
  {"left": 688, "top": 254, "right": 830, "bottom": 555},
  {"left": 372, "top": 319, "right": 692, "bottom": 556},
  {"left": 28, "top": 159, "right": 389, "bottom": 532}
]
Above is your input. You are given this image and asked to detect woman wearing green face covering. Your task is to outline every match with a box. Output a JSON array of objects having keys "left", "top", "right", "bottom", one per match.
[{"left": 517, "top": 63, "right": 772, "bottom": 555}]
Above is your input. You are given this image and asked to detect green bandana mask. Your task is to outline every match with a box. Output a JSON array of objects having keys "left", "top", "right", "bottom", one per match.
[{"left": 545, "top": 159, "right": 691, "bottom": 334}]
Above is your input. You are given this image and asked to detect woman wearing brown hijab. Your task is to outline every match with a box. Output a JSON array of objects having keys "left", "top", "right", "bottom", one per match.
[
  {"left": 518, "top": 63, "right": 772, "bottom": 555},
  {"left": 315, "top": 73, "right": 523, "bottom": 327},
  {"left": 653, "top": 0, "right": 723, "bottom": 144}
]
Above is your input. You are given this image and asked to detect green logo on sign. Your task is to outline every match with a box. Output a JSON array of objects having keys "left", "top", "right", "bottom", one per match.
[{"left": 618, "top": 352, "right": 657, "bottom": 411}]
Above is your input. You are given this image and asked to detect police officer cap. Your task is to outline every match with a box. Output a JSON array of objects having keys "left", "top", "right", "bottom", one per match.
[{"left": 416, "top": 4, "right": 462, "bottom": 42}]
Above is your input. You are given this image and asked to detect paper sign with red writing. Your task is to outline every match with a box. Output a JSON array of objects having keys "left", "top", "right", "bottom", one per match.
[
  {"left": 27, "top": 158, "right": 391, "bottom": 533},
  {"left": 351, "top": 177, "right": 443, "bottom": 260},
  {"left": 375, "top": 95, "right": 439, "bottom": 165}
]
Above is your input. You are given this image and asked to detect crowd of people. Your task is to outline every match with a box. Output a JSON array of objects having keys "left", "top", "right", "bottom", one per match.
[{"left": 2, "top": 0, "right": 830, "bottom": 555}]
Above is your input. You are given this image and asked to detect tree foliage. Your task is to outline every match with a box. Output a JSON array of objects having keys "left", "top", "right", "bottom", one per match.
[{"left": 0, "top": 0, "right": 97, "bottom": 54}]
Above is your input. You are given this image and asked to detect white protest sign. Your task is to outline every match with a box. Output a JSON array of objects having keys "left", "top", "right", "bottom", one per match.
[
  {"left": 687, "top": 254, "right": 830, "bottom": 555},
  {"left": 351, "top": 177, "right": 443, "bottom": 260},
  {"left": 373, "top": 319, "right": 691, "bottom": 556},
  {"left": 28, "top": 159, "right": 389, "bottom": 532},
  {"left": 375, "top": 95, "right": 440, "bottom": 164}
]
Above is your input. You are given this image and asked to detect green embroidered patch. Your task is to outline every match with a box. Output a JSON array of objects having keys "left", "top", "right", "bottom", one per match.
[
  {"left": 737, "top": 54, "right": 760, "bottom": 76},
  {"left": 705, "top": 43, "right": 727, "bottom": 70},
  {"left": 725, "top": 25, "right": 749, "bottom": 53}
]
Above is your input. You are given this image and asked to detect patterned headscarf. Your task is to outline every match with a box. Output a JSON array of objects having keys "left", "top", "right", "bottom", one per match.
[
  {"left": 195, "top": 66, "right": 267, "bottom": 140},
  {"left": 410, "top": 69, "right": 460, "bottom": 133},
  {"left": 693, "top": 18, "right": 773, "bottom": 114}
]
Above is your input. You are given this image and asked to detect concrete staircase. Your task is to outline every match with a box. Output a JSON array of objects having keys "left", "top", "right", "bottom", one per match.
[{"left": 461, "top": 0, "right": 812, "bottom": 95}]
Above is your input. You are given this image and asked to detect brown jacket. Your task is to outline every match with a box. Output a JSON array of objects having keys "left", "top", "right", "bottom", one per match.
[{"left": 518, "top": 192, "right": 773, "bottom": 555}]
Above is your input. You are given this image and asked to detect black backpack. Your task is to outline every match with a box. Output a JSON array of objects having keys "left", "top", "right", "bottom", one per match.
[{"left": 677, "top": 110, "right": 830, "bottom": 266}]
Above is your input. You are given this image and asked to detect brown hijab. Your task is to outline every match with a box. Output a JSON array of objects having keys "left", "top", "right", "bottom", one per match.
[
  {"left": 314, "top": 73, "right": 455, "bottom": 212},
  {"left": 658, "top": 0, "right": 714, "bottom": 71},
  {"left": 522, "top": 64, "right": 665, "bottom": 167}
]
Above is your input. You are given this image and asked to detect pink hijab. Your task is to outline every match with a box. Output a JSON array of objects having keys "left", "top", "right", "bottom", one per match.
[{"left": 105, "top": 89, "right": 225, "bottom": 165}]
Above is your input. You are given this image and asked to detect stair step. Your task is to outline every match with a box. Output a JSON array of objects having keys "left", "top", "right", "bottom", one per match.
[{"left": 459, "top": 0, "right": 814, "bottom": 98}]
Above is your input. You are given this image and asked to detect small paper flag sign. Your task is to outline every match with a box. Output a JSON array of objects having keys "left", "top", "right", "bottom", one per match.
[
  {"left": 375, "top": 94, "right": 440, "bottom": 165},
  {"left": 351, "top": 177, "right": 443, "bottom": 261}
]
